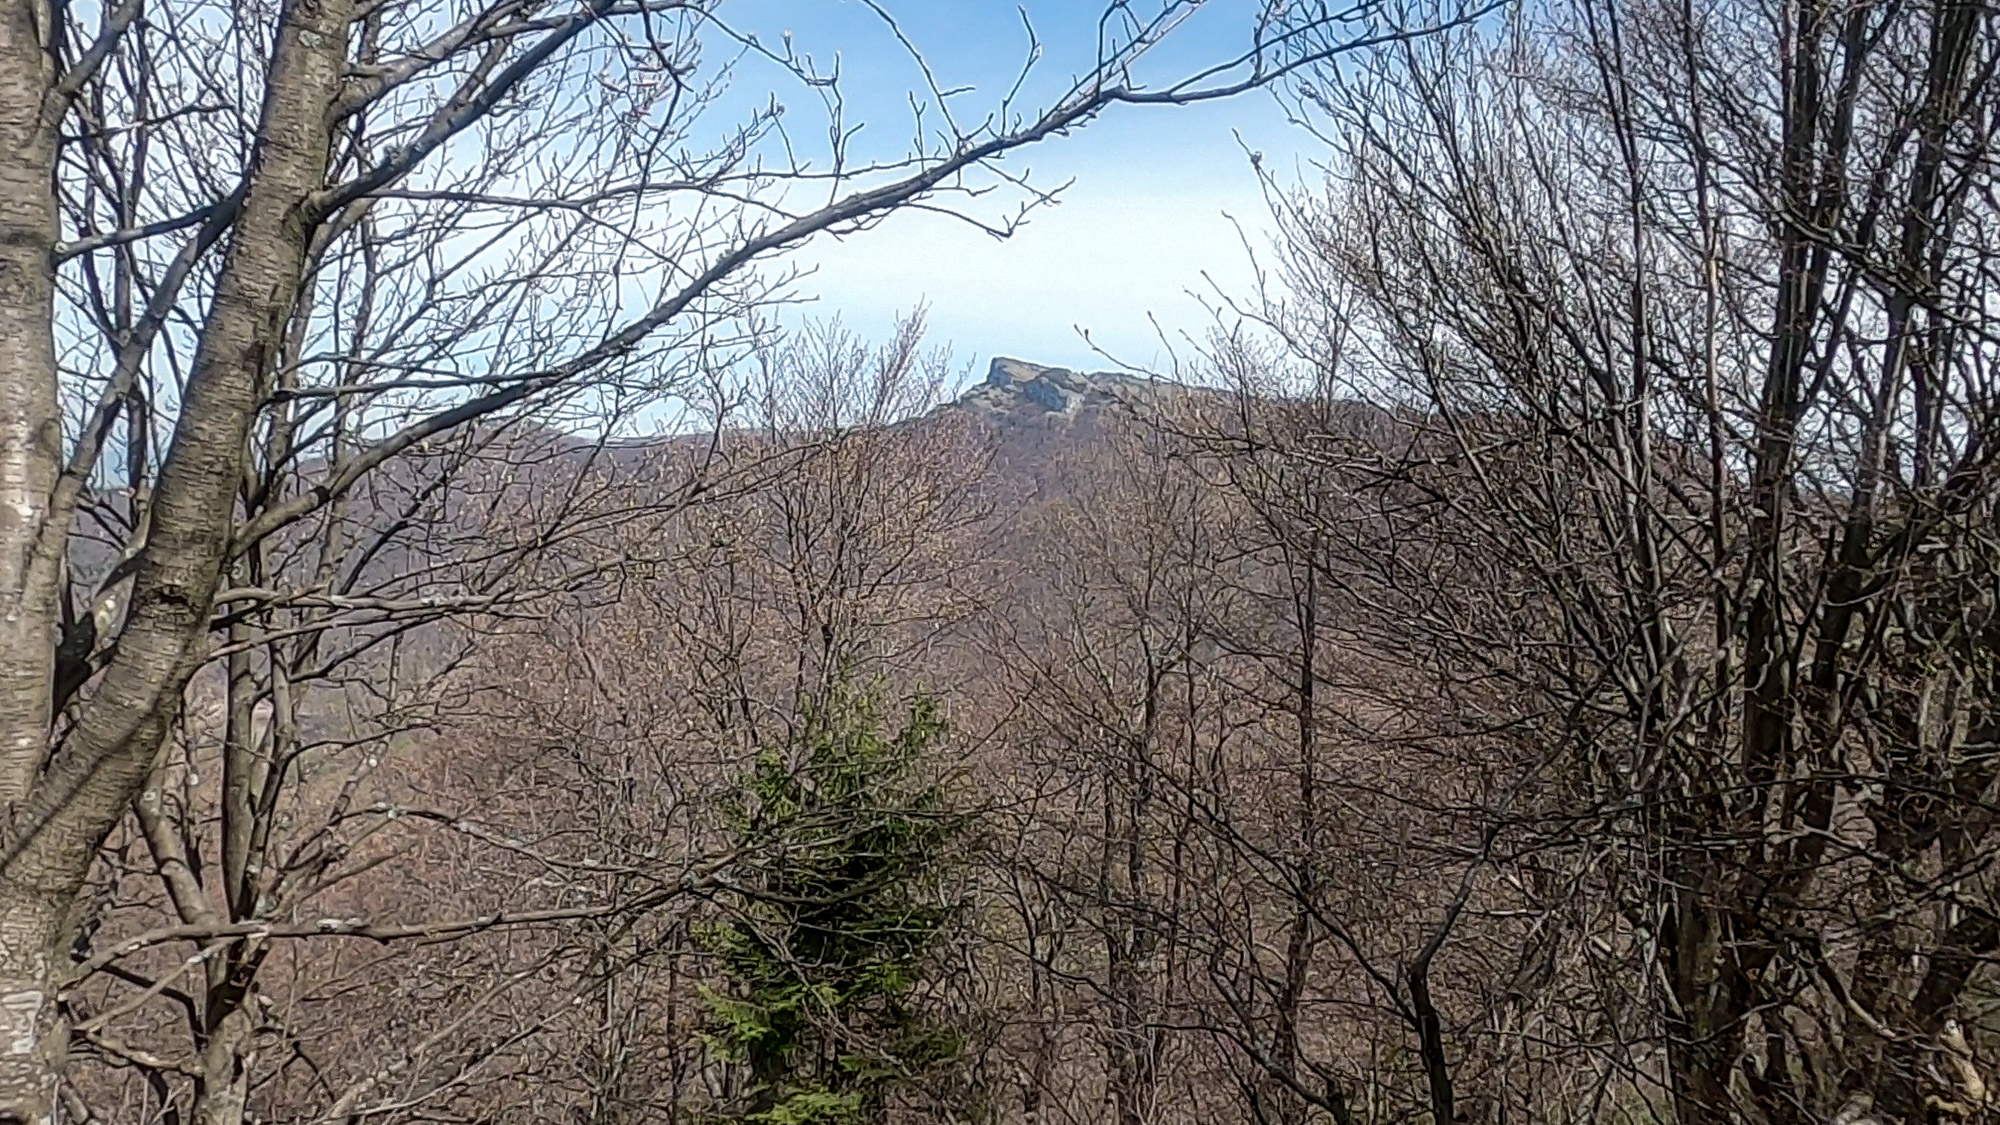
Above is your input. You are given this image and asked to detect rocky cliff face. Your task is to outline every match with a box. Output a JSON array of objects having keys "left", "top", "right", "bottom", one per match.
[{"left": 952, "top": 356, "right": 1166, "bottom": 421}]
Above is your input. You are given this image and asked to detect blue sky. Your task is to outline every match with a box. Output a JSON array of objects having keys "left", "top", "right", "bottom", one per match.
[{"left": 711, "top": 1, "right": 1316, "bottom": 379}]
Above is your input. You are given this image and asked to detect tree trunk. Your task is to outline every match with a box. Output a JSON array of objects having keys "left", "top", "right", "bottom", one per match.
[
  {"left": 1663, "top": 877, "right": 1744, "bottom": 1125},
  {"left": 193, "top": 1004, "right": 257, "bottom": 1125},
  {"left": 0, "top": 895, "right": 68, "bottom": 1125},
  {"left": 0, "top": 0, "right": 62, "bottom": 811},
  {"left": 0, "top": 0, "right": 349, "bottom": 1115},
  {"left": 0, "top": 0, "right": 72, "bottom": 1119}
]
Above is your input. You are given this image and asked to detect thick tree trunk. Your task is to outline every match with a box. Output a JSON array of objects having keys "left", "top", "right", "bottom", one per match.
[
  {"left": 193, "top": 1005, "right": 257, "bottom": 1125},
  {"left": 0, "top": 0, "right": 63, "bottom": 804},
  {"left": 0, "top": 0, "right": 70, "bottom": 1120},
  {"left": 0, "top": 0, "right": 349, "bottom": 1116},
  {"left": 0, "top": 896, "right": 68, "bottom": 1125}
]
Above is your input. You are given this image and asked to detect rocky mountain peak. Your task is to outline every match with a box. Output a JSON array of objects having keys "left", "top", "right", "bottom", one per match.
[{"left": 955, "top": 356, "right": 1153, "bottom": 419}]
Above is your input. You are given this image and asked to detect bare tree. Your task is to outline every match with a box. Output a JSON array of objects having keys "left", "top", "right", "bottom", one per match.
[
  {"left": 986, "top": 415, "right": 1227, "bottom": 1125},
  {"left": 1234, "top": 0, "right": 2000, "bottom": 1122},
  {"left": 0, "top": 0, "right": 1462, "bottom": 1117},
  {"left": 416, "top": 315, "right": 989, "bottom": 1124}
]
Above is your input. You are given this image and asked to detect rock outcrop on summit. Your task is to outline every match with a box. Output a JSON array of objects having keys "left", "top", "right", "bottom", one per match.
[{"left": 953, "top": 356, "right": 1170, "bottom": 421}]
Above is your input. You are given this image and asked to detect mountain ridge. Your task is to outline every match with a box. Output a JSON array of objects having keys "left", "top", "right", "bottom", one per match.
[{"left": 950, "top": 355, "right": 1191, "bottom": 422}]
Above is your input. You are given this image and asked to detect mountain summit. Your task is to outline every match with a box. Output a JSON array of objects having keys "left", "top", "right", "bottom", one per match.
[{"left": 955, "top": 356, "right": 1161, "bottom": 420}]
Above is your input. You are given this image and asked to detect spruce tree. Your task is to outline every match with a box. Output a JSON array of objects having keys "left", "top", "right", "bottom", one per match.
[{"left": 699, "top": 687, "right": 970, "bottom": 1125}]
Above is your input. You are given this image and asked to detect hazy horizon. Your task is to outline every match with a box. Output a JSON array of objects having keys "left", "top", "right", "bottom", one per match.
[{"left": 713, "top": 0, "right": 1312, "bottom": 375}]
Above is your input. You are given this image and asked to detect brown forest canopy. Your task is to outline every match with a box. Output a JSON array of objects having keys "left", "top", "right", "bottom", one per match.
[{"left": 0, "top": 0, "right": 1996, "bottom": 1122}]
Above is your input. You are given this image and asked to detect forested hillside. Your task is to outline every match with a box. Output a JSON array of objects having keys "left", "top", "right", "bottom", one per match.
[{"left": 2, "top": 0, "right": 1996, "bottom": 1122}]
